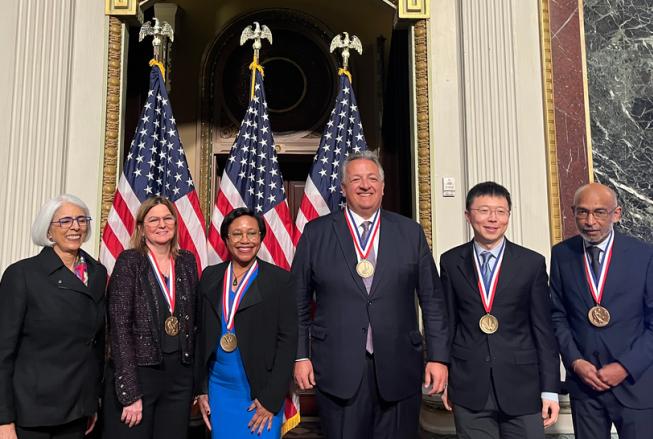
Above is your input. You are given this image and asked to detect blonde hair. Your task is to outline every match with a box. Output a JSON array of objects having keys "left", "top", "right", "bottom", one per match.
[{"left": 130, "top": 196, "right": 179, "bottom": 257}]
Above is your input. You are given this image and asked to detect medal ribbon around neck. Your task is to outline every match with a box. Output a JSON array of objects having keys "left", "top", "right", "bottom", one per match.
[
  {"left": 583, "top": 232, "right": 615, "bottom": 305},
  {"left": 222, "top": 261, "right": 259, "bottom": 331},
  {"left": 147, "top": 253, "right": 175, "bottom": 313},
  {"left": 344, "top": 209, "right": 381, "bottom": 261},
  {"left": 472, "top": 242, "right": 506, "bottom": 313}
]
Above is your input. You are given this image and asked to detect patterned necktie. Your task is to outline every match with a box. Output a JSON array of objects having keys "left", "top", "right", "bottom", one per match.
[
  {"left": 480, "top": 251, "right": 493, "bottom": 289},
  {"left": 588, "top": 245, "right": 601, "bottom": 280},
  {"left": 361, "top": 221, "right": 375, "bottom": 353}
]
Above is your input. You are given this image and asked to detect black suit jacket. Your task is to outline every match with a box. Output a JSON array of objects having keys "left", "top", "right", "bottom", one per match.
[
  {"left": 195, "top": 259, "right": 297, "bottom": 413},
  {"left": 440, "top": 240, "right": 560, "bottom": 416},
  {"left": 551, "top": 232, "right": 653, "bottom": 408},
  {"left": 0, "top": 247, "right": 106, "bottom": 427},
  {"left": 292, "top": 210, "right": 448, "bottom": 402}
]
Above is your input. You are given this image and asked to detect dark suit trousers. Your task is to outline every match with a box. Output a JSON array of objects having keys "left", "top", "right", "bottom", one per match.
[
  {"left": 16, "top": 418, "right": 87, "bottom": 439},
  {"left": 453, "top": 377, "right": 544, "bottom": 439},
  {"left": 103, "top": 353, "right": 193, "bottom": 439},
  {"left": 570, "top": 392, "right": 653, "bottom": 439},
  {"left": 315, "top": 353, "right": 421, "bottom": 439}
]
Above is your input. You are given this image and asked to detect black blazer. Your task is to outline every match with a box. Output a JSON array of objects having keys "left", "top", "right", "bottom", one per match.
[
  {"left": 195, "top": 259, "right": 298, "bottom": 413},
  {"left": 107, "top": 249, "right": 198, "bottom": 406},
  {"left": 551, "top": 232, "right": 653, "bottom": 408},
  {"left": 440, "top": 240, "right": 560, "bottom": 416},
  {"left": 0, "top": 247, "right": 106, "bottom": 427},
  {"left": 292, "top": 210, "right": 449, "bottom": 402}
]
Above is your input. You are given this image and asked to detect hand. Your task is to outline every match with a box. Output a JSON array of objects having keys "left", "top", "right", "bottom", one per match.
[
  {"left": 121, "top": 398, "right": 143, "bottom": 428},
  {"left": 0, "top": 423, "right": 17, "bottom": 439},
  {"left": 423, "top": 361, "right": 448, "bottom": 395},
  {"left": 196, "top": 394, "right": 211, "bottom": 431},
  {"left": 572, "top": 359, "right": 610, "bottom": 392},
  {"left": 85, "top": 413, "right": 98, "bottom": 435},
  {"left": 441, "top": 384, "right": 452, "bottom": 411},
  {"left": 294, "top": 359, "right": 316, "bottom": 390},
  {"left": 248, "top": 399, "right": 274, "bottom": 435},
  {"left": 597, "top": 362, "right": 628, "bottom": 387},
  {"left": 541, "top": 399, "right": 559, "bottom": 428}
]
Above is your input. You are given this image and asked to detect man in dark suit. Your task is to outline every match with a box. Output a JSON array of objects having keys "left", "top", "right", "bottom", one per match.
[
  {"left": 440, "top": 181, "right": 560, "bottom": 439},
  {"left": 550, "top": 182, "right": 653, "bottom": 438},
  {"left": 292, "top": 151, "right": 449, "bottom": 439}
]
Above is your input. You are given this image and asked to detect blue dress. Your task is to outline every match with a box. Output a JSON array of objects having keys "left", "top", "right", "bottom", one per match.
[{"left": 208, "top": 275, "right": 283, "bottom": 438}]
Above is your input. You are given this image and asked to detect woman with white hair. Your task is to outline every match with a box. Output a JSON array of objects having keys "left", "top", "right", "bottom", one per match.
[{"left": 0, "top": 194, "right": 107, "bottom": 439}]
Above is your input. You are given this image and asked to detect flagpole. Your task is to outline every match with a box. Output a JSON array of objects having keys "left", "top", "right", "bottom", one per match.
[
  {"left": 330, "top": 32, "right": 363, "bottom": 76},
  {"left": 240, "top": 21, "right": 273, "bottom": 98},
  {"left": 139, "top": 18, "right": 174, "bottom": 79}
]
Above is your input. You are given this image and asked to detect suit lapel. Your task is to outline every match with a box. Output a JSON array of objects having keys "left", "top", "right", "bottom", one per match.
[
  {"left": 333, "top": 212, "right": 368, "bottom": 297},
  {"left": 457, "top": 241, "right": 479, "bottom": 293},
  {"left": 598, "top": 232, "right": 626, "bottom": 305},
  {"left": 39, "top": 247, "right": 101, "bottom": 301},
  {"left": 204, "top": 263, "right": 227, "bottom": 318},
  {"left": 569, "top": 236, "right": 597, "bottom": 309},
  {"left": 369, "top": 211, "right": 390, "bottom": 297},
  {"left": 238, "top": 261, "right": 264, "bottom": 312},
  {"left": 495, "top": 240, "right": 519, "bottom": 296}
]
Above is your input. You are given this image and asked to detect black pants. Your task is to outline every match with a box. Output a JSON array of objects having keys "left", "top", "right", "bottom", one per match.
[
  {"left": 570, "top": 392, "right": 653, "bottom": 439},
  {"left": 16, "top": 418, "right": 87, "bottom": 439},
  {"left": 315, "top": 353, "right": 421, "bottom": 439},
  {"left": 102, "top": 353, "right": 193, "bottom": 439}
]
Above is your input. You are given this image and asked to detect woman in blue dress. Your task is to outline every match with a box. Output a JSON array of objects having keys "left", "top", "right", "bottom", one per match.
[{"left": 195, "top": 208, "right": 297, "bottom": 438}]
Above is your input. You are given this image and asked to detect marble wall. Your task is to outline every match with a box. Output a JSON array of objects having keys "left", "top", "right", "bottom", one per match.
[{"left": 584, "top": 0, "right": 653, "bottom": 243}]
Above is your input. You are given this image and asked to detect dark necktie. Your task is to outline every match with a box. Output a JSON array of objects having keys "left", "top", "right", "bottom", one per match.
[
  {"left": 480, "top": 251, "right": 494, "bottom": 289},
  {"left": 588, "top": 245, "right": 602, "bottom": 280}
]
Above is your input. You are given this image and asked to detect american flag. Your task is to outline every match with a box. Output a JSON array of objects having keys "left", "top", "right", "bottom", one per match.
[
  {"left": 205, "top": 66, "right": 300, "bottom": 434},
  {"left": 206, "top": 68, "right": 296, "bottom": 270},
  {"left": 295, "top": 71, "right": 368, "bottom": 234},
  {"left": 100, "top": 64, "right": 208, "bottom": 274}
]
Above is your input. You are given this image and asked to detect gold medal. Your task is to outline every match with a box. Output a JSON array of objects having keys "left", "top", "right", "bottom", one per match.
[
  {"left": 479, "top": 313, "right": 499, "bottom": 334},
  {"left": 164, "top": 315, "right": 179, "bottom": 336},
  {"left": 220, "top": 333, "right": 238, "bottom": 352},
  {"left": 588, "top": 305, "right": 610, "bottom": 327},
  {"left": 356, "top": 259, "right": 375, "bottom": 278}
]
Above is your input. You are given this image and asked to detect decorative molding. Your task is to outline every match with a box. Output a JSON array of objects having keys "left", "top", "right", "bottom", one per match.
[
  {"left": 99, "top": 17, "right": 123, "bottom": 239},
  {"left": 105, "top": 0, "right": 143, "bottom": 25},
  {"left": 539, "top": 0, "right": 563, "bottom": 245},
  {"left": 577, "top": 0, "right": 594, "bottom": 182},
  {"left": 398, "top": 0, "right": 429, "bottom": 19},
  {"left": 413, "top": 19, "right": 432, "bottom": 247}
]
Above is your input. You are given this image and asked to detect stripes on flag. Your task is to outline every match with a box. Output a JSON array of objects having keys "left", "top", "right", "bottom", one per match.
[{"left": 100, "top": 63, "right": 208, "bottom": 274}]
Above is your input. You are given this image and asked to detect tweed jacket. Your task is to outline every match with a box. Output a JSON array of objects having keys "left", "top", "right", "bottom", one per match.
[{"left": 107, "top": 249, "right": 198, "bottom": 406}]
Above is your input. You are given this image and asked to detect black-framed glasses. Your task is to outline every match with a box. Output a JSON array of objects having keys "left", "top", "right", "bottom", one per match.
[
  {"left": 51, "top": 216, "right": 92, "bottom": 228},
  {"left": 468, "top": 207, "right": 510, "bottom": 218},
  {"left": 572, "top": 207, "right": 617, "bottom": 220},
  {"left": 228, "top": 230, "right": 261, "bottom": 242}
]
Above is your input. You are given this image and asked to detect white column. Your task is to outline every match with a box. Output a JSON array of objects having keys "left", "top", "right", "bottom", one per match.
[{"left": 0, "top": 0, "right": 107, "bottom": 272}]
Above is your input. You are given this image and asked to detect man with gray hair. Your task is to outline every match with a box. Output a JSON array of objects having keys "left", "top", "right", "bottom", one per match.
[{"left": 292, "top": 151, "right": 449, "bottom": 438}]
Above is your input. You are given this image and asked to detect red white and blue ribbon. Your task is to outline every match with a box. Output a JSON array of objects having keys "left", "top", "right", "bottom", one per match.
[
  {"left": 147, "top": 253, "right": 176, "bottom": 313},
  {"left": 582, "top": 232, "right": 615, "bottom": 305},
  {"left": 344, "top": 209, "right": 380, "bottom": 261},
  {"left": 222, "top": 260, "right": 259, "bottom": 331},
  {"left": 472, "top": 241, "right": 506, "bottom": 314}
]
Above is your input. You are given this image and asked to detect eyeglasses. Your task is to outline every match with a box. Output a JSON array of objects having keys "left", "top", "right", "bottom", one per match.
[
  {"left": 228, "top": 230, "right": 261, "bottom": 242},
  {"left": 51, "top": 216, "right": 92, "bottom": 228},
  {"left": 572, "top": 207, "right": 617, "bottom": 220},
  {"left": 144, "top": 215, "right": 176, "bottom": 226},
  {"left": 468, "top": 207, "right": 510, "bottom": 218}
]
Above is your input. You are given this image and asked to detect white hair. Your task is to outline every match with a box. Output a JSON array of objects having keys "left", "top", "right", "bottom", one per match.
[
  {"left": 339, "top": 150, "right": 385, "bottom": 183},
  {"left": 31, "top": 194, "right": 92, "bottom": 247}
]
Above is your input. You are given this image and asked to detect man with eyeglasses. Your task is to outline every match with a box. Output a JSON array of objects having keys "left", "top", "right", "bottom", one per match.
[
  {"left": 439, "top": 181, "right": 560, "bottom": 439},
  {"left": 550, "top": 182, "right": 653, "bottom": 438}
]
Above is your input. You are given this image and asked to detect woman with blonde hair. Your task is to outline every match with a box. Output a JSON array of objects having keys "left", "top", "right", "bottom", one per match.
[{"left": 103, "top": 196, "right": 199, "bottom": 439}]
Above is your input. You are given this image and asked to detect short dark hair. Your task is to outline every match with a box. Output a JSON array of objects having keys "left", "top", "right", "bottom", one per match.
[
  {"left": 465, "top": 181, "right": 512, "bottom": 211},
  {"left": 220, "top": 207, "right": 267, "bottom": 243}
]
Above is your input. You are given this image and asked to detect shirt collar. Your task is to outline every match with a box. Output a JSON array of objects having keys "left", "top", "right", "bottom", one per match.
[
  {"left": 473, "top": 238, "right": 505, "bottom": 259},
  {"left": 584, "top": 230, "right": 613, "bottom": 253},
  {"left": 347, "top": 208, "right": 380, "bottom": 228}
]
